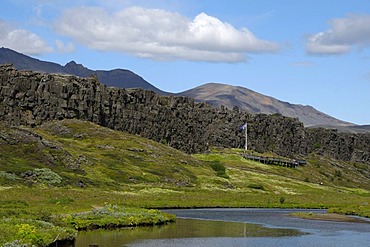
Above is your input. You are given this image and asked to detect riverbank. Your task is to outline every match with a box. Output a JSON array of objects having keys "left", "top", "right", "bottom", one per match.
[
  {"left": 288, "top": 212, "right": 370, "bottom": 224},
  {"left": 1, "top": 186, "right": 369, "bottom": 247},
  {"left": 0, "top": 204, "right": 175, "bottom": 247},
  {"left": 1, "top": 185, "right": 369, "bottom": 246}
]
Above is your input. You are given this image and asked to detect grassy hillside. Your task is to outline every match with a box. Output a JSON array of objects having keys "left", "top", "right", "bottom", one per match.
[
  {"left": 0, "top": 119, "right": 370, "bottom": 245},
  {"left": 0, "top": 119, "right": 209, "bottom": 189},
  {"left": 0, "top": 120, "right": 370, "bottom": 209}
]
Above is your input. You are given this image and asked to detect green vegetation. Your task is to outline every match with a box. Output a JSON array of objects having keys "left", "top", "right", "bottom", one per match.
[
  {"left": 328, "top": 205, "right": 370, "bottom": 218},
  {"left": 208, "top": 161, "right": 229, "bottom": 178},
  {"left": 23, "top": 168, "right": 63, "bottom": 185},
  {"left": 59, "top": 204, "right": 175, "bottom": 230},
  {"left": 289, "top": 212, "right": 370, "bottom": 223},
  {"left": 279, "top": 196, "right": 286, "bottom": 204},
  {"left": 0, "top": 218, "right": 76, "bottom": 247},
  {"left": 0, "top": 196, "right": 175, "bottom": 246},
  {"left": 1, "top": 119, "right": 370, "bottom": 246}
]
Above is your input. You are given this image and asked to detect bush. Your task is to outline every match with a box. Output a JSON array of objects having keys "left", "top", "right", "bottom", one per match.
[
  {"left": 0, "top": 218, "right": 77, "bottom": 247},
  {"left": 279, "top": 196, "right": 285, "bottom": 204},
  {"left": 0, "top": 171, "right": 17, "bottom": 181},
  {"left": 334, "top": 170, "right": 342, "bottom": 178},
  {"left": 16, "top": 223, "right": 44, "bottom": 246},
  {"left": 0, "top": 171, "right": 19, "bottom": 185},
  {"left": 208, "top": 161, "right": 228, "bottom": 178},
  {"left": 22, "top": 168, "right": 62, "bottom": 185}
]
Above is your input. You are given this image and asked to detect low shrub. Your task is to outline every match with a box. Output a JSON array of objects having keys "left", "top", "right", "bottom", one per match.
[
  {"left": 0, "top": 171, "right": 18, "bottom": 181},
  {"left": 208, "top": 161, "right": 229, "bottom": 178},
  {"left": 0, "top": 171, "right": 19, "bottom": 185},
  {"left": 279, "top": 196, "right": 285, "bottom": 204},
  {"left": 21, "top": 168, "right": 62, "bottom": 185},
  {"left": 0, "top": 218, "right": 77, "bottom": 247}
]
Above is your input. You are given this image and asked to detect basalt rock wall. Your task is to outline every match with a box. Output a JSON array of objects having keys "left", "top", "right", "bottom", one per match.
[
  {"left": 306, "top": 128, "right": 370, "bottom": 164},
  {"left": 0, "top": 64, "right": 369, "bottom": 164}
]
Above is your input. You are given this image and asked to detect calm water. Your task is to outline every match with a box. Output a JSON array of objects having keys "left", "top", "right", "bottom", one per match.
[{"left": 75, "top": 208, "right": 370, "bottom": 247}]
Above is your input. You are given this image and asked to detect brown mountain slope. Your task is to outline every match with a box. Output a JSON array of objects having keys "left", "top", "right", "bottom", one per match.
[{"left": 178, "top": 83, "right": 353, "bottom": 127}]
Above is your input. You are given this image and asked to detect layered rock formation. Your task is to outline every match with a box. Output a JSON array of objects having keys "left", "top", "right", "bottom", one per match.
[{"left": 0, "top": 64, "right": 369, "bottom": 164}]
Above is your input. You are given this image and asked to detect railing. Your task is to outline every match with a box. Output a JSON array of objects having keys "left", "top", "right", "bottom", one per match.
[{"left": 242, "top": 154, "right": 306, "bottom": 168}]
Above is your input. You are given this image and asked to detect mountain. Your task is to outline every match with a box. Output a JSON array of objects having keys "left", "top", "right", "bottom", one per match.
[
  {"left": 0, "top": 47, "right": 168, "bottom": 95},
  {"left": 178, "top": 82, "right": 354, "bottom": 127}
]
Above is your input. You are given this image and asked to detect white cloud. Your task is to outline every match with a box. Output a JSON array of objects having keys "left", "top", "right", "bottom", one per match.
[
  {"left": 54, "top": 6, "right": 280, "bottom": 62},
  {"left": 55, "top": 39, "right": 75, "bottom": 53},
  {"left": 0, "top": 20, "right": 52, "bottom": 55},
  {"left": 306, "top": 14, "right": 370, "bottom": 55}
]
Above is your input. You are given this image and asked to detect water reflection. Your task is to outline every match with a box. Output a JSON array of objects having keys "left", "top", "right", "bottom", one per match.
[
  {"left": 75, "top": 209, "right": 370, "bottom": 247},
  {"left": 75, "top": 218, "right": 303, "bottom": 247}
]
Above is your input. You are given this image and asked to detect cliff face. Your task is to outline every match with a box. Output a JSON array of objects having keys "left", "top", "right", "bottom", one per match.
[
  {"left": 306, "top": 128, "right": 370, "bottom": 164},
  {"left": 0, "top": 64, "right": 369, "bottom": 164}
]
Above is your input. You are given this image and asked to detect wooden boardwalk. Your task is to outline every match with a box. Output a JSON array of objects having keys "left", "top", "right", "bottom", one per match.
[{"left": 242, "top": 154, "right": 306, "bottom": 168}]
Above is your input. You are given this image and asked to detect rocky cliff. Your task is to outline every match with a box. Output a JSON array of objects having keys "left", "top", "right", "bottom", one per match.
[{"left": 0, "top": 64, "right": 369, "bottom": 164}]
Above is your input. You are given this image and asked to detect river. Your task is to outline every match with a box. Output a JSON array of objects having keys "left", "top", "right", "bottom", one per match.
[{"left": 75, "top": 208, "right": 370, "bottom": 247}]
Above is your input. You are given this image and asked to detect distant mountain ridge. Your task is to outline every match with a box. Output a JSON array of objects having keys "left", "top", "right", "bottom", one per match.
[
  {"left": 0, "top": 47, "right": 168, "bottom": 95},
  {"left": 177, "top": 83, "right": 354, "bottom": 127}
]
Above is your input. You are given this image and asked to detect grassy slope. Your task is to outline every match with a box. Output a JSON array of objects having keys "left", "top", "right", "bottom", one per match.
[
  {"left": 0, "top": 119, "right": 208, "bottom": 189},
  {"left": 0, "top": 119, "right": 369, "bottom": 213}
]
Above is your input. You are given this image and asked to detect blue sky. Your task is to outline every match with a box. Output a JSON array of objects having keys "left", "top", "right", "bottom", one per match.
[{"left": 1, "top": 0, "right": 370, "bottom": 125}]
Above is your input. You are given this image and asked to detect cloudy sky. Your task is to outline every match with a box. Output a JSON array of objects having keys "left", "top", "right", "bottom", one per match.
[{"left": 1, "top": 0, "right": 370, "bottom": 124}]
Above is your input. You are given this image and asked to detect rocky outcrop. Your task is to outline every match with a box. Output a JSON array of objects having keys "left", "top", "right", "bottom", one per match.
[
  {"left": 0, "top": 122, "right": 83, "bottom": 171},
  {"left": 306, "top": 128, "right": 370, "bottom": 163},
  {"left": 0, "top": 64, "right": 369, "bottom": 164}
]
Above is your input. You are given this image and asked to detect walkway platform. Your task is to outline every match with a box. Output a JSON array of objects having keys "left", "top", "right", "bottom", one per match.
[{"left": 242, "top": 154, "right": 306, "bottom": 168}]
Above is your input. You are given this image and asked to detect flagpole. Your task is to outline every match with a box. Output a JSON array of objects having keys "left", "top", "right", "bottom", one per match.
[{"left": 245, "top": 122, "right": 248, "bottom": 151}]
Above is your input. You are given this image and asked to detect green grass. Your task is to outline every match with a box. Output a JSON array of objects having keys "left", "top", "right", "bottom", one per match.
[
  {"left": 0, "top": 219, "right": 76, "bottom": 247},
  {"left": 58, "top": 204, "right": 175, "bottom": 230},
  {"left": 0, "top": 119, "right": 210, "bottom": 188},
  {"left": 289, "top": 211, "right": 370, "bottom": 224},
  {"left": 1, "top": 119, "right": 370, "bottom": 246},
  {"left": 0, "top": 188, "right": 176, "bottom": 246}
]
